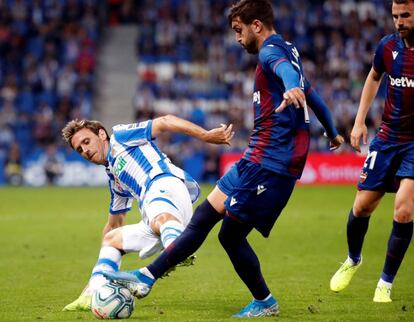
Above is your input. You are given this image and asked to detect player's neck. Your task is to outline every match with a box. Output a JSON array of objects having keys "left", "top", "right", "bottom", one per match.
[
  {"left": 403, "top": 38, "right": 414, "bottom": 49},
  {"left": 257, "top": 30, "right": 277, "bottom": 48},
  {"left": 103, "top": 141, "right": 110, "bottom": 166}
]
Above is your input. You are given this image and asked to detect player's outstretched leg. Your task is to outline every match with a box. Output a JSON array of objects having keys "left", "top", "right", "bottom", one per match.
[{"left": 233, "top": 295, "right": 279, "bottom": 318}]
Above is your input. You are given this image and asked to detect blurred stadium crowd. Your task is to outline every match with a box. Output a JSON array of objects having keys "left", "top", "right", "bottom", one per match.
[
  {"left": 0, "top": 0, "right": 104, "bottom": 184},
  {"left": 0, "top": 0, "right": 393, "bottom": 185}
]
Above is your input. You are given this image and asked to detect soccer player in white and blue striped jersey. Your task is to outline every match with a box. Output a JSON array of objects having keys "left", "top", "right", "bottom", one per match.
[{"left": 61, "top": 115, "right": 234, "bottom": 311}]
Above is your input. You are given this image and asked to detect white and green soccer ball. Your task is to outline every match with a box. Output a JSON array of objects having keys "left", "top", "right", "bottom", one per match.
[{"left": 91, "top": 282, "right": 135, "bottom": 319}]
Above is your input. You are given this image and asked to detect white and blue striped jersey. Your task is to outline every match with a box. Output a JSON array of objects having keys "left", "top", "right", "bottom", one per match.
[{"left": 105, "top": 120, "right": 200, "bottom": 214}]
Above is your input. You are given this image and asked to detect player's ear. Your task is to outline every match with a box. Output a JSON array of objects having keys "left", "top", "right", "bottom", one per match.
[
  {"left": 98, "top": 128, "right": 108, "bottom": 140},
  {"left": 251, "top": 19, "right": 263, "bottom": 33}
]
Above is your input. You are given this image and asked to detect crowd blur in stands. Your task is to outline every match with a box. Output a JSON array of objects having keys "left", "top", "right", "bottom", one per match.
[
  {"left": 129, "top": 0, "right": 392, "bottom": 181},
  {"left": 0, "top": 0, "right": 103, "bottom": 184},
  {"left": 0, "top": 0, "right": 392, "bottom": 184}
]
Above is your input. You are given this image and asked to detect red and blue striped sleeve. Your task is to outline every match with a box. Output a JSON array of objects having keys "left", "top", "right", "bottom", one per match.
[
  {"left": 259, "top": 45, "right": 301, "bottom": 90},
  {"left": 304, "top": 79, "right": 338, "bottom": 139},
  {"left": 373, "top": 36, "right": 389, "bottom": 74}
]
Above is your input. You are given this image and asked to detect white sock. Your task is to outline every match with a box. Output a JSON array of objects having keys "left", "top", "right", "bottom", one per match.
[
  {"left": 88, "top": 246, "right": 122, "bottom": 291},
  {"left": 378, "top": 278, "right": 392, "bottom": 288},
  {"left": 347, "top": 256, "right": 359, "bottom": 265},
  {"left": 159, "top": 220, "right": 185, "bottom": 249},
  {"left": 139, "top": 267, "right": 155, "bottom": 280},
  {"left": 256, "top": 294, "right": 273, "bottom": 302}
]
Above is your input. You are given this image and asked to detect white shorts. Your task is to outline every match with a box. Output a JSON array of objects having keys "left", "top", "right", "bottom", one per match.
[
  {"left": 121, "top": 176, "right": 193, "bottom": 259},
  {"left": 141, "top": 175, "right": 193, "bottom": 227}
]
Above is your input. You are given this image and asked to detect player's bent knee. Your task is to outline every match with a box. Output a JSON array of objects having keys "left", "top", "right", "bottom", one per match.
[
  {"left": 394, "top": 204, "right": 414, "bottom": 223},
  {"left": 352, "top": 204, "right": 373, "bottom": 217},
  {"left": 102, "top": 229, "right": 123, "bottom": 249},
  {"left": 218, "top": 229, "right": 230, "bottom": 247},
  {"left": 218, "top": 225, "right": 237, "bottom": 248},
  {"left": 150, "top": 212, "right": 180, "bottom": 234}
]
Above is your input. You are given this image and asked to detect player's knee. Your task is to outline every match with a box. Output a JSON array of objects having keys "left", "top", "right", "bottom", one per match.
[
  {"left": 150, "top": 213, "right": 180, "bottom": 234},
  {"left": 352, "top": 203, "right": 374, "bottom": 217},
  {"left": 190, "top": 199, "right": 222, "bottom": 230},
  {"left": 218, "top": 224, "right": 237, "bottom": 249},
  {"left": 218, "top": 228, "right": 230, "bottom": 248},
  {"left": 394, "top": 202, "right": 414, "bottom": 223},
  {"left": 102, "top": 229, "right": 122, "bottom": 249}
]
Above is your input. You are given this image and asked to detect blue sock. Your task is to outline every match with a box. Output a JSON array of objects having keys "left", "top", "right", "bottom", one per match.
[
  {"left": 347, "top": 209, "right": 370, "bottom": 263},
  {"left": 218, "top": 214, "right": 270, "bottom": 301},
  {"left": 381, "top": 220, "right": 413, "bottom": 283},
  {"left": 147, "top": 199, "right": 223, "bottom": 279}
]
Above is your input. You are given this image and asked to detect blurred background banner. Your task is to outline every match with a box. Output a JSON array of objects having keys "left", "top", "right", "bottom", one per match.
[
  {"left": 220, "top": 152, "right": 365, "bottom": 185},
  {"left": 0, "top": 0, "right": 391, "bottom": 186}
]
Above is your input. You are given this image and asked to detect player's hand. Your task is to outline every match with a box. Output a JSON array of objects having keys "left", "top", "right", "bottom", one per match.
[
  {"left": 329, "top": 134, "right": 344, "bottom": 151},
  {"left": 350, "top": 123, "right": 368, "bottom": 152},
  {"left": 275, "top": 87, "right": 306, "bottom": 113},
  {"left": 204, "top": 123, "right": 234, "bottom": 145}
]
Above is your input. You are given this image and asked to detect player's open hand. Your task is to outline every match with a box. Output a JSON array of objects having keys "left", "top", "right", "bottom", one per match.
[
  {"left": 329, "top": 134, "right": 345, "bottom": 151},
  {"left": 350, "top": 123, "right": 368, "bottom": 152},
  {"left": 275, "top": 87, "right": 306, "bottom": 113},
  {"left": 204, "top": 123, "right": 234, "bottom": 145}
]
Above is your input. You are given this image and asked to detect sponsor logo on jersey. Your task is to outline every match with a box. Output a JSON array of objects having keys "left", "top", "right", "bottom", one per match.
[
  {"left": 388, "top": 75, "right": 414, "bottom": 88},
  {"left": 114, "top": 156, "right": 127, "bottom": 176},
  {"left": 128, "top": 122, "right": 146, "bottom": 129}
]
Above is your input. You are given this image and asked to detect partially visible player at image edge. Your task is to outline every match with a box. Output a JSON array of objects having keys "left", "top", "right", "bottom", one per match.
[{"left": 330, "top": 0, "right": 414, "bottom": 303}]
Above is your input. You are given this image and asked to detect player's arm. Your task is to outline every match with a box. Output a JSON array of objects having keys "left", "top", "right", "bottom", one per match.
[
  {"left": 304, "top": 79, "right": 344, "bottom": 150},
  {"left": 102, "top": 213, "right": 126, "bottom": 237},
  {"left": 259, "top": 46, "right": 306, "bottom": 111},
  {"left": 151, "top": 114, "right": 234, "bottom": 145},
  {"left": 105, "top": 180, "right": 132, "bottom": 237},
  {"left": 351, "top": 67, "right": 384, "bottom": 152},
  {"left": 272, "top": 61, "right": 306, "bottom": 112}
]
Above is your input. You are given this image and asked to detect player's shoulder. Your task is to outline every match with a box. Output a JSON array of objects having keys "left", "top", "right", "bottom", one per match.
[
  {"left": 377, "top": 33, "right": 401, "bottom": 48},
  {"left": 111, "top": 120, "right": 152, "bottom": 144},
  {"left": 112, "top": 121, "right": 150, "bottom": 134},
  {"left": 259, "top": 35, "right": 290, "bottom": 61}
]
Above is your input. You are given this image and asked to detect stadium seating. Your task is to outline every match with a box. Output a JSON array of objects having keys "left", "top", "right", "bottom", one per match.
[{"left": 0, "top": 0, "right": 392, "bottom": 184}]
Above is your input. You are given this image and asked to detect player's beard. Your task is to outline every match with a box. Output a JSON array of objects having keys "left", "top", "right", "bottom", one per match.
[
  {"left": 400, "top": 27, "right": 414, "bottom": 45},
  {"left": 243, "top": 31, "right": 259, "bottom": 54}
]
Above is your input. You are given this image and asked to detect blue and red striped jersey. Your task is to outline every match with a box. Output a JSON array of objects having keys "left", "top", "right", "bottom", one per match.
[
  {"left": 373, "top": 33, "right": 414, "bottom": 143},
  {"left": 242, "top": 34, "right": 310, "bottom": 178}
]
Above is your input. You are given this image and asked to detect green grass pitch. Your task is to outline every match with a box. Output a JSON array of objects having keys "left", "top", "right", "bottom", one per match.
[{"left": 0, "top": 185, "right": 413, "bottom": 321}]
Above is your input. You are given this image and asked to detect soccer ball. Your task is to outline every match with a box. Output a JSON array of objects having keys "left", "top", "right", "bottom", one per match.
[{"left": 91, "top": 282, "right": 135, "bottom": 319}]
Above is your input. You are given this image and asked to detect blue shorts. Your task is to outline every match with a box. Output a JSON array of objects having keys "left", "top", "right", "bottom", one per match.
[
  {"left": 217, "top": 158, "right": 296, "bottom": 237},
  {"left": 358, "top": 137, "right": 414, "bottom": 192}
]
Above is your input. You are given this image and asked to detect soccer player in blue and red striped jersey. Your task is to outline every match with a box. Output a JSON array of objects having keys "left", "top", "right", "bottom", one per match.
[
  {"left": 330, "top": 0, "right": 414, "bottom": 303},
  {"left": 104, "top": 0, "right": 343, "bottom": 317}
]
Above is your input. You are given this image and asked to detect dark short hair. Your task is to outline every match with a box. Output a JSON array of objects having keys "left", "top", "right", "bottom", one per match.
[
  {"left": 228, "top": 0, "right": 274, "bottom": 29},
  {"left": 62, "top": 119, "right": 109, "bottom": 149},
  {"left": 393, "top": 0, "right": 414, "bottom": 4}
]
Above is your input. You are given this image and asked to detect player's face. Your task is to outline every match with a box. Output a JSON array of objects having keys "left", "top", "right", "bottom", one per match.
[
  {"left": 71, "top": 128, "right": 109, "bottom": 165},
  {"left": 231, "top": 17, "right": 259, "bottom": 54},
  {"left": 392, "top": 1, "right": 414, "bottom": 41}
]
